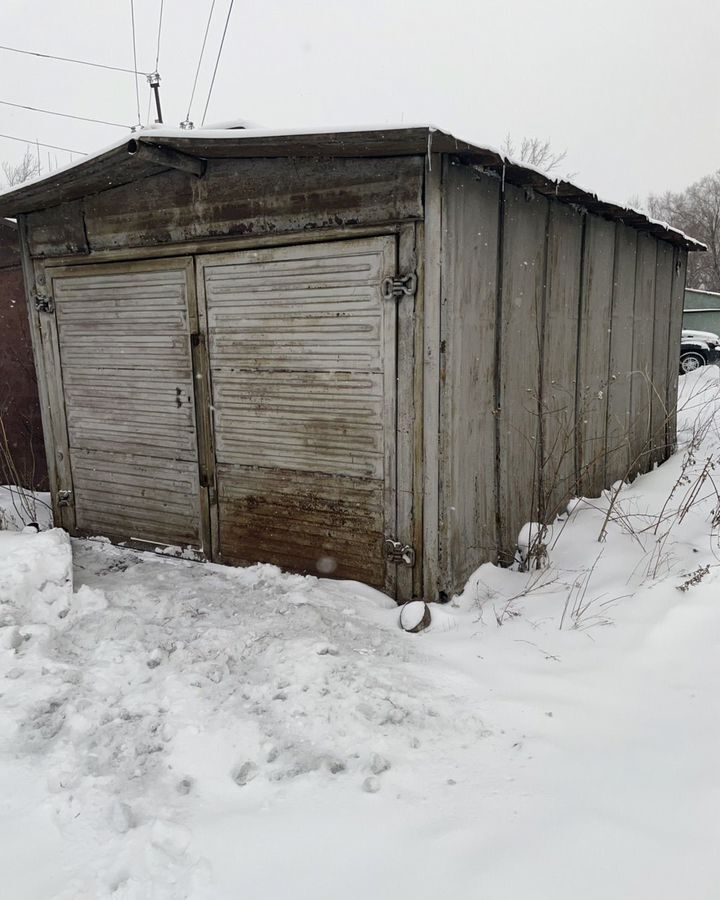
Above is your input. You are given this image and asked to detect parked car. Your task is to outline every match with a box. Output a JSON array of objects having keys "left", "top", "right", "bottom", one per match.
[{"left": 680, "top": 329, "right": 720, "bottom": 373}]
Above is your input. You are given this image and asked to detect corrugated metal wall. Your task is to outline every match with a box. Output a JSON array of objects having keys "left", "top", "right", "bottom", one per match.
[{"left": 440, "top": 158, "right": 687, "bottom": 589}]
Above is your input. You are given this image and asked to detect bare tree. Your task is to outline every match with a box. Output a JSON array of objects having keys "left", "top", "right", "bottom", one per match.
[
  {"left": 2, "top": 147, "right": 41, "bottom": 187},
  {"left": 647, "top": 171, "right": 720, "bottom": 291},
  {"left": 502, "top": 134, "right": 568, "bottom": 174}
]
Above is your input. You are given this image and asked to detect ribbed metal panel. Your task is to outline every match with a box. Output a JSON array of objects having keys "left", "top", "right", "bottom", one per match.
[
  {"left": 201, "top": 237, "right": 397, "bottom": 587},
  {"left": 52, "top": 265, "right": 202, "bottom": 548}
]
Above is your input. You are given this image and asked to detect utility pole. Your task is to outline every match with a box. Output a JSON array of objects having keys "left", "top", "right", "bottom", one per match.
[{"left": 147, "top": 72, "right": 163, "bottom": 124}]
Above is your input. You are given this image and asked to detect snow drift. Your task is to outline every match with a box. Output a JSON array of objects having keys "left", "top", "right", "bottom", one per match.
[{"left": 1, "top": 368, "right": 720, "bottom": 899}]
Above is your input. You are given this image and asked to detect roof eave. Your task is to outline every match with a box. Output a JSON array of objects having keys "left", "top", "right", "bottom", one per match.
[{"left": 0, "top": 127, "right": 706, "bottom": 252}]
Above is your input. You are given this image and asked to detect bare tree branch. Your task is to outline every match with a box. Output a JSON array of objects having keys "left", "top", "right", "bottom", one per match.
[
  {"left": 502, "top": 133, "right": 568, "bottom": 174},
  {"left": 647, "top": 171, "right": 720, "bottom": 291},
  {"left": 2, "top": 147, "right": 41, "bottom": 187}
]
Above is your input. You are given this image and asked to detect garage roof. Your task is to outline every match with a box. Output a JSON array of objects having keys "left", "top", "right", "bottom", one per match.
[{"left": 0, "top": 125, "right": 705, "bottom": 251}]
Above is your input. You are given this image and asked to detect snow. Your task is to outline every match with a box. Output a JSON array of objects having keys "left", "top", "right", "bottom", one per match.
[
  {"left": 2, "top": 368, "right": 720, "bottom": 898},
  {"left": 199, "top": 118, "right": 260, "bottom": 130}
]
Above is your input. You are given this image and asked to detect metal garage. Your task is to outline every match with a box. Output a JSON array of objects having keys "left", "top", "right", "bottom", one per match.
[{"left": 0, "top": 126, "right": 704, "bottom": 601}]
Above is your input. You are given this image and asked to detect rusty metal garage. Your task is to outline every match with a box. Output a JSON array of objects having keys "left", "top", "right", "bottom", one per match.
[{"left": 0, "top": 126, "right": 703, "bottom": 601}]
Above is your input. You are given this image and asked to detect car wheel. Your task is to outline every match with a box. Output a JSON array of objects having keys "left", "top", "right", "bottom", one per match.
[{"left": 680, "top": 351, "right": 705, "bottom": 374}]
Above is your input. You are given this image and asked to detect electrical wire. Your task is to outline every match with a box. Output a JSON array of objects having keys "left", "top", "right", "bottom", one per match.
[
  {"left": 0, "top": 132, "right": 86, "bottom": 155},
  {"left": 186, "top": 0, "right": 217, "bottom": 122},
  {"left": 201, "top": 0, "right": 235, "bottom": 125},
  {"left": 147, "top": 0, "right": 165, "bottom": 125},
  {"left": 154, "top": 0, "right": 165, "bottom": 71},
  {"left": 0, "top": 99, "right": 129, "bottom": 129},
  {"left": 129, "top": 0, "right": 142, "bottom": 126},
  {"left": 0, "top": 43, "right": 149, "bottom": 76}
]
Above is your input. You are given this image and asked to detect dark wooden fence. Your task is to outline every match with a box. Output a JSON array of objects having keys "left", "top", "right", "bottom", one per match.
[{"left": 0, "top": 221, "right": 47, "bottom": 492}]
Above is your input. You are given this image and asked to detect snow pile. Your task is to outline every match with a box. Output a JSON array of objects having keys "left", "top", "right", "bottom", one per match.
[
  {"left": 0, "top": 536, "right": 484, "bottom": 898},
  {"left": 2, "top": 368, "right": 720, "bottom": 899},
  {"left": 0, "top": 529, "right": 73, "bottom": 627}
]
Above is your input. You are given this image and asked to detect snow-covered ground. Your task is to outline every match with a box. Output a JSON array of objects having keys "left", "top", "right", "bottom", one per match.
[{"left": 2, "top": 369, "right": 720, "bottom": 899}]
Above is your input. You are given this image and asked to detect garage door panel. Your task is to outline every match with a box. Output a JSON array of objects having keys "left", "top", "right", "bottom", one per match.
[
  {"left": 66, "top": 431, "right": 198, "bottom": 462},
  {"left": 217, "top": 466, "right": 385, "bottom": 582},
  {"left": 61, "top": 367, "right": 192, "bottom": 385},
  {"left": 211, "top": 321, "right": 382, "bottom": 348},
  {"left": 51, "top": 262, "right": 204, "bottom": 550},
  {"left": 205, "top": 253, "right": 386, "bottom": 289},
  {"left": 71, "top": 449, "right": 199, "bottom": 497},
  {"left": 67, "top": 465, "right": 201, "bottom": 542},
  {"left": 214, "top": 443, "right": 384, "bottom": 480},
  {"left": 75, "top": 511, "right": 199, "bottom": 549},
  {"left": 202, "top": 236, "right": 397, "bottom": 589}
]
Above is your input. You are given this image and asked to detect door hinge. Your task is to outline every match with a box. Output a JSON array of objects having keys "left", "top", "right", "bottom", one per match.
[
  {"left": 382, "top": 272, "right": 417, "bottom": 301},
  {"left": 57, "top": 490, "right": 72, "bottom": 507},
  {"left": 384, "top": 539, "right": 416, "bottom": 567},
  {"left": 35, "top": 293, "right": 55, "bottom": 314}
]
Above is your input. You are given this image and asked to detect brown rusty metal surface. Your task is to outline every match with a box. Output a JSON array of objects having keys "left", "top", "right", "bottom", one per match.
[
  {"left": 200, "top": 236, "right": 397, "bottom": 589},
  {"left": 25, "top": 200, "right": 89, "bottom": 258},
  {"left": 217, "top": 466, "right": 386, "bottom": 587},
  {"left": 0, "top": 222, "right": 48, "bottom": 490},
  {"left": 77, "top": 156, "right": 423, "bottom": 256}
]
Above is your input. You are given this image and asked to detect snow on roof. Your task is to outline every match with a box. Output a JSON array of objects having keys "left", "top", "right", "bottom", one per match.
[
  {"left": 0, "top": 124, "right": 706, "bottom": 251},
  {"left": 200, "top": 117, "right": 259, "bottom": 130}
]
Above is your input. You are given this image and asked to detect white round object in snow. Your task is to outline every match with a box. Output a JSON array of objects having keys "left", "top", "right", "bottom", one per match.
[{"left": 399, "top": 601, "right": 431, "bottom": 633}]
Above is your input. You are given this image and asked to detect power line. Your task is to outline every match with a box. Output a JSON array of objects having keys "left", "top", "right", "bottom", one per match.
[
  {"left": 0, "top": 132, "right": 87, "bottom": 155},
  {"left": 147, "top": 0, "right": 165, "bottom": 125},
  {"left": 0, "top": 43, "right": 149, "bottom": 76},
  {"left": 185, "top": 0, "right": 217, "bottom": 122},
  {"left": 0, "top": 99, "right": 129, "bottom": 129},
  {"left": 201, "top": 0, "right": 235, "bottom": 126},
  {"left": 154, "top": 0, "right": 165, "bottom": 71},
  {"left": 129, "top": 0, "right": 141, "bottom": 126}
]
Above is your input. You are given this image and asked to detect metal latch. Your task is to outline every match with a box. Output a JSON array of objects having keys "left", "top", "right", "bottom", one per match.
[
  {"left": 35, "top": 293, "right": 54, "bottom": 314},
  {"left": 58, "top": 490, "right": 72, "bottom": 507},
  {"left": 382, "top": 273, "right": 417, "bottom": 301},
  {"left": 384, "top": 539, "right": 416, "bottom": 566}
]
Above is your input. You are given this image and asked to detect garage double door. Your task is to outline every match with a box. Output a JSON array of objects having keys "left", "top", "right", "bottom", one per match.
[{"left": 49, "top": 236, "right": 399, "bottom": 590}]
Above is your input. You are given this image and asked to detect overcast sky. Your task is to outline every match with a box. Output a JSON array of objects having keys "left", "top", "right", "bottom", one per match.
[{"left": 1, "top": 0, "right": 718, "bottom": 204}]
